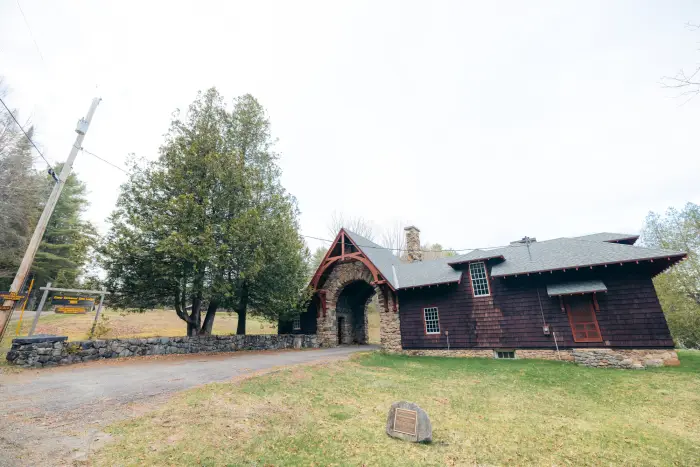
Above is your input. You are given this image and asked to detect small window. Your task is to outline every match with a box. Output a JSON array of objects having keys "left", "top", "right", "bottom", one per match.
[
  {"left": 495, "top": 350, "right": 515, "bottom": 359},
  {"left": 292, "top": 316, "right": 301, "bottom": 331},
  {"left": 469, "top": 262, "right": 490, "bottom": 297},
  {"left": 423, "top": 307, "right": 440, "bottom": 334}
]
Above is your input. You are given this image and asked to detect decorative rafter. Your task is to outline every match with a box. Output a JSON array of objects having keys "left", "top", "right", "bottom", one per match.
[{"left": 309, "top": 229, "right": 394, "bottom": 291}]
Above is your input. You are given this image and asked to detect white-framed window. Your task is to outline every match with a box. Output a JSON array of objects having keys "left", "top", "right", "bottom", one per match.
[
  {"left": 423, "top": 307, "right": 440, "bottom": 334},
  {"left": 495, "top": 350, "right": 515, "bottom": 359},
  {"left": 292, "top": 316, "right": 301, "bottom": 331},
  {"left": 469, "top": 261, "right": 490, "bottom": 297}
]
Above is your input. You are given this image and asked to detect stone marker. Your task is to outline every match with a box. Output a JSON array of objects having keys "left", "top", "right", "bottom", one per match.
[{"left": 386, "top": 401, "right": 432, "bottom": 443}]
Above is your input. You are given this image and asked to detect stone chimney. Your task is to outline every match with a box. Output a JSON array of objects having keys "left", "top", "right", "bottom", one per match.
[{"left": 404, "top": 226, "right": 423, "bottom": 262}]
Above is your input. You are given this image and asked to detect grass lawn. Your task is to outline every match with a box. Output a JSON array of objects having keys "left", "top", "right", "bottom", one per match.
[{"left": 93, "top": 350, "right": 700, "bottom": 466}]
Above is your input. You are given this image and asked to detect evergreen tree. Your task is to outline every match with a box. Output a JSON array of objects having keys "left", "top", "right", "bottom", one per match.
[
  {"left": 103, "top": 89, "right": 308, "bottom": 335},
  {"left": 32, "top": 165, "right": 98, "bottom": 289},
  {"left": 0, "top": 82, "right": 48, "bottom": 289}
]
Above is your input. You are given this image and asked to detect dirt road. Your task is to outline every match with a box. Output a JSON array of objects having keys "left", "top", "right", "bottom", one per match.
[{"left": 0, "top": 346, "right": 374, "bottom": 466}]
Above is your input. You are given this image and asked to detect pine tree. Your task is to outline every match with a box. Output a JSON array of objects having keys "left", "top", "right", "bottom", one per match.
[
  {"left": 32, "top": 165, "right": 98, "bottom": 289},
  {"left": 0, "top": 86, "right": 47, "bottom": 289},
  {"left": 104, "top": 89, "right": 308, "bottom": 336}
]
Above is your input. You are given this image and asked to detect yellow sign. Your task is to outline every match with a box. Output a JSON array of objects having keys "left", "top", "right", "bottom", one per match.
[
  {"left": 55, "top": 306, "right": 88, "bottom": 314},
  {"left": 0, "top": 292, "right": 25, "bottom": 301}
]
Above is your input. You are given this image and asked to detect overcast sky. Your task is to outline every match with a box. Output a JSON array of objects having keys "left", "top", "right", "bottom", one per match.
[{"left": 1, "top": 0, "right": 699, "bottom": 253}]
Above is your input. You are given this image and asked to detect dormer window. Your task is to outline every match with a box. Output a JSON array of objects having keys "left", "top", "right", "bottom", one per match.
[{"left": 469, "top": 262, "right": 490, "bottom": 297}]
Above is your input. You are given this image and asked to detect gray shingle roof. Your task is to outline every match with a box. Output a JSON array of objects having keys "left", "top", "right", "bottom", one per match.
[
  {"left": 343, "top": 230, "right": 402, "bottom": 289},
  {"left": 448, "top": 250, "right": 505, "bottom": 265},
  {"left": 487, "top": 237, "right": 685, "bottom": 277},
  {"left": 339, "top": 231, "right": 685, "bottom": 290},
  {"left": 547, "top": 280, "right": 607, "bottom": 297},
  {"left": 573, "top": 232, "right": 640, "bottom": 244},
  {"left": 396, "top": 256, "right": 462, "bottom": 289}
]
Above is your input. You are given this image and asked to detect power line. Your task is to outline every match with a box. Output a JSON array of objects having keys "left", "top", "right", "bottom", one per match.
[
  {"left": 302, "top": 234, "right": 511, "bottom": 254},
  {"left": 0, "top": 96, "right": 57, "bottom": 176},
  {"left": 76, "top": 146, "right": 129, "bottom": 174},
  {"left": 15, "top": 0, "right": 47, "bottom": 70},
  {"left": 71, "top": 147, "right": 514, "bottom": 254}
]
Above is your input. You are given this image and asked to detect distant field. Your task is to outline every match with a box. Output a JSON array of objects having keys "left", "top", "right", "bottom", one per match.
[
  {"left": 2, "top": 306, "right": 380, "bottom": 351},
  {"left": 2, "top": 309, "right": 277, "bottom": 351}
]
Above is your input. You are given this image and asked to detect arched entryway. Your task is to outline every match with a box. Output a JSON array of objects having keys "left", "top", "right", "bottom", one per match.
[
  {"left": 301, "top": 229, "right": 403, "bottom": 351},
  {"left": 335, "top": 280, "right": 375, "bottom": 344}
]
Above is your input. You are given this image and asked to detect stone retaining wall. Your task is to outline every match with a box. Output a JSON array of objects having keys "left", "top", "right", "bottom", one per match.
[
  {"left": 6, "top": 334, "right": 318, "bottom": 368},
  {"left": 402, "top": 348, "right": 680, "bottom": 369}
]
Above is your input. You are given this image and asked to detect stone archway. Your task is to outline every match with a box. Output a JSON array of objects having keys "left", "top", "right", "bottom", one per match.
[
  {"left": 335, "top": 280, "right": 375, "bottom": 344},
  {"left": 316, "top": 261, "right": 401, "bottom": 351}
]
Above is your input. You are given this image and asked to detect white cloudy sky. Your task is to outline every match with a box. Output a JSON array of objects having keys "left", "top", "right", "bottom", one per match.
[{"left": 1, "top": 0, "right": 699, "bottom": 253}]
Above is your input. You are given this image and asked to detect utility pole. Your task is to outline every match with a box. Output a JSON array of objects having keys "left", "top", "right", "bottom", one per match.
[{"left": 0, "top": 98, "right": 101, "bottom": 340}]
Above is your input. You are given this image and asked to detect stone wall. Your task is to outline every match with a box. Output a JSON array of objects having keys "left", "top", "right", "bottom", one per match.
[
  {"left": 6, "top": 334, "right": 318, "bottom": 368},
  {"left": 401, "top": 347, "right": 680, "bottom": 369},
  {"left": 377, "top": 288, "right": 402, "bottom": 352},
  {"left": 570, "top": 348, "right": 679, "bottom": 369}
]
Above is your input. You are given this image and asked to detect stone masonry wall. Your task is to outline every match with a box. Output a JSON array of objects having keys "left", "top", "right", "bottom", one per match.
[
  {"left": 402, "top": 348, "right": 680, "bottom": 369},
  {"left": 6, "top": 334, "right": 318, "bottom": 368}
]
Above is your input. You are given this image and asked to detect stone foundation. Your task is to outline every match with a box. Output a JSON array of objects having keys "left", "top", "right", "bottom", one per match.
[
  {"left": 401, "top": 348, "right": 679, "bottom": 369},
  {"left": 571, "top": 348, "right": 679, "bottom": 369},
  {"left": 6, "top": 334, "right": 318, "bottom": 368}
]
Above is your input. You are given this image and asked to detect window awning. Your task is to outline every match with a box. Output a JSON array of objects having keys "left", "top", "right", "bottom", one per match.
[{"left": 546, "top": 280, "right": 607, "bottom": 297}]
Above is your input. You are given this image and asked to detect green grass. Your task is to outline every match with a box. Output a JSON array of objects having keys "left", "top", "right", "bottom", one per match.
[{"left": 93, "top": 350, "right": 700, "bottom": 466}]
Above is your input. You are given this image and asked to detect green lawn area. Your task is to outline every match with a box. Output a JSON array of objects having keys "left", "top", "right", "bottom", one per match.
[{"left": 94, "top": 350, "right": 700, "bottom": 466}]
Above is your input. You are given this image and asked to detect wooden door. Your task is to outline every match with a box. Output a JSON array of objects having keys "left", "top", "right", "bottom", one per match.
[{"left": 565, "top": 295, "right": 603, "bottom": 343}]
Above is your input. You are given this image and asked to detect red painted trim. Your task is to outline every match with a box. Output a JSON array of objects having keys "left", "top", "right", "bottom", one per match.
[
  {"left": 422, "top": 305, "right": 441, "bottom": 335},
  {"left": 401, "top": 279, "right": 461, "bottom": 290},
  {"left": 317, "top": 290, "right": 328, "bottom": 317},
  {"left": 491, "top": 253, "right": 687, "bottom": 278},
  {"left": 309, "top": 229, "right": 395, "bottom": 291},
  {"left": 565, "top": 297, "right": 603, "bottom": 343}
]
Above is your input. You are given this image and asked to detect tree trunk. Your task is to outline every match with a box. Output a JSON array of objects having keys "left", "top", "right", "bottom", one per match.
[
  {"left": 236, "top": 282, "right": 249, "bottom": 335},
  {"left": 187, "top": 321, "right": 199, "bottom": 336},
  {"left": 236, "top": 308, "right": 247, "bottom": 335},
  {"left": 201, "top": 300, "right": 218, "bottom": 335}
]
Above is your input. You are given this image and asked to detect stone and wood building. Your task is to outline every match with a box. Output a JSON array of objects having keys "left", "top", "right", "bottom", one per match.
[{"left": 281, "top": 227, "right": 686, "bottom": 368}]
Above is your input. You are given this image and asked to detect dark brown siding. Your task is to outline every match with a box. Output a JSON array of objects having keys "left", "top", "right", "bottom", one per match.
[{"left": 398, "top": 264, "right": 674, "bottom": 349}]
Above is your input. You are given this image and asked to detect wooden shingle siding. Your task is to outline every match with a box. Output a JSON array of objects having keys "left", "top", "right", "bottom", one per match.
[{"left": 398, "top": 265, "right": 674, "bottom": 350}]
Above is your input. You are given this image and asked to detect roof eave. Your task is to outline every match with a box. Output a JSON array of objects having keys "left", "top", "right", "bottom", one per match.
[
  {"left": 398, "top": 278, "right": 461, "bottom": 290},
  {"left": 448, "top": 255, "right": 505, "bottom": 267},
  {"left": 492, "top": 253, "right": 687, "bottom": 278}
]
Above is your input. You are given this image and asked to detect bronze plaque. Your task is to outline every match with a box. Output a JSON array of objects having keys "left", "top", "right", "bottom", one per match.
[{"left": 393, "top": 408, "right": 418, "bottom": 436}]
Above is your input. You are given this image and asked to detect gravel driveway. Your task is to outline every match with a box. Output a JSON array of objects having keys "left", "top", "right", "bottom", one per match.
[{"left": 0, "top": 345, "right": 375, "bottom": 466}]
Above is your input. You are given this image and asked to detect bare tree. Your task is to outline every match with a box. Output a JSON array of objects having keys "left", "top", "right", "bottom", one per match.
[
  {"left": 327, "top": 211, "right": 376, "bottom": 240},
  {"left": 661, "top": 23, "right": 700, "bottom": 100},
  {"left": 380, "top": 221, "right": 407, "bottom": 257}
]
